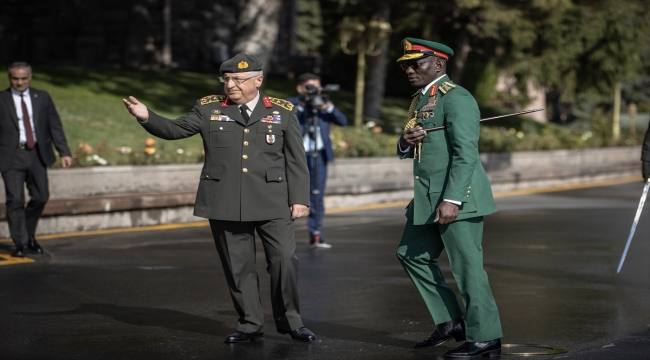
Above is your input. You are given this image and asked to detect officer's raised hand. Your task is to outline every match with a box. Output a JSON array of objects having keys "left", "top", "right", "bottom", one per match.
[
  {"left": 122, "top": 96, "right": 149, "bottom": 122},
  {"left": 400, "top": 127, "right": 427, "bottom": 149}
]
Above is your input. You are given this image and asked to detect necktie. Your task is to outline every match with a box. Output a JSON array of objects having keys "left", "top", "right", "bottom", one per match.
[
  {"left": 21, "top": 93, "right": 36, "bottom": 150},
  {"left": 239, "top": 104, "right": 250, "bottom": 124}
]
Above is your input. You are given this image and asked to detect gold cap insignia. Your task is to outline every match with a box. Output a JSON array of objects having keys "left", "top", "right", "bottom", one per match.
[
  {"left": 403, "top": 40, "right": 412, "bottom": 52},
  {"left": 238, "top": 61, "right": 249, "bottom": 69}
]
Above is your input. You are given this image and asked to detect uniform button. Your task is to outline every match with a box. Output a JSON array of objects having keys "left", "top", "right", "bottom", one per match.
[
  {"left": 243, "top": 141, "right": 249, "bottom": 146},
  {"left": 278, "top": 177, "right": 282, "bottom": 180},
  {"left": 206, "top": 175, "right": 209, "bottom": 178},
  {"left": 244, "top": 128, "right": 249, "bottom": 133},
  {"left": 268, "top": 130, "right": 272, "bottom": 133},
  {"left": 242, "top": 154, "right": 248, "bottom": 159},
  {"left": 219, "top": 127, "right": 223, "bottom": 130},
  {"left": 242, "top": 168, "right": 248, "bottom": 173},
  {"left": 415, "top": 176, "right": 419, "bottom": 180}
]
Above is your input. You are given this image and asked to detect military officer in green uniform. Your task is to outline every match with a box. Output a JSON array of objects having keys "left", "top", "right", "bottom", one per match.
[
  {"left": 122, "top": 53, "right": 317, "bottom": 343},
  {"left": 395, "top": 38, "right": 502, "bottom": 358}
]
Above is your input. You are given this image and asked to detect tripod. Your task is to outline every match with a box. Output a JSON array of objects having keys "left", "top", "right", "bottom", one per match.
[{"left": 306, "top": 104, "right": 324, "bottom": 246}]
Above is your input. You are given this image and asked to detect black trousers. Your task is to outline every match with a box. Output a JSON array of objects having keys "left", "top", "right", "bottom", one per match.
[
  {"left": 210, "top": 218, "right": 303, "bottom": 333},
  {"left": 1, "top": 148, "right": 49, "bottom": 247}
]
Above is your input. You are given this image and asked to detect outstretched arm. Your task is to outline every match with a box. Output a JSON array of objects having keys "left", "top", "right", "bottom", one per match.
[{"left": 123, "top": 96, "right": 202, "bottom": 140}]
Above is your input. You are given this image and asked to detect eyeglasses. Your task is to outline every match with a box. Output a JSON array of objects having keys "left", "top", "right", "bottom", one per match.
[
  {"left": 400, "top": 60, "right": 434, "bottom": 71},
  {"left": 219, "top": 75, "right": 257, "bottom": 85}
]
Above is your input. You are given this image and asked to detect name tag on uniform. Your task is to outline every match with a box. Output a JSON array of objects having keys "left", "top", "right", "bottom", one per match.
[
  {"left": 260, "top": 114, "right": 281, "bottom": 124},
  {"left": 211, "top": 115, "right": 234, "bottom": 121}
]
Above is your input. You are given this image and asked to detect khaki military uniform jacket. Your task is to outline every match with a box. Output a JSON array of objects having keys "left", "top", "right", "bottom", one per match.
[{"left": 141, "top": 92, "right": 310, "bottom": 221}]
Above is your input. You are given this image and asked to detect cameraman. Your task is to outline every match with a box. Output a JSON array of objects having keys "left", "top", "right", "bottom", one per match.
[{"left": 287, "top": 73, "right": 347, "bottom": 249}]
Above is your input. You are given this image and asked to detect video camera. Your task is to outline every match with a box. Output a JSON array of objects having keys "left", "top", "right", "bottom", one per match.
[{"left": 299, "top": 84, "right": 340, "bottom": 108}]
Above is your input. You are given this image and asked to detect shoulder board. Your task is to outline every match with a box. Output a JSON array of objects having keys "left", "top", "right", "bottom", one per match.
[
  {"left": 268, "top": 97, "right": 294, "bottom": 111},
  {"left": 200, "top": 95, "right": 224, "bottom": 105},
  {"left": 438, "top": 82, "right": 457, "bottom": 95}
]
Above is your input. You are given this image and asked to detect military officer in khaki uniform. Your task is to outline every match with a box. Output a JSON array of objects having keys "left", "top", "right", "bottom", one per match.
[
  {"left": 395, "top": 38, "right": 502, "bottom": 358},
  {"left": 122, "top": 53, "right": 316, "bottom": 343}
]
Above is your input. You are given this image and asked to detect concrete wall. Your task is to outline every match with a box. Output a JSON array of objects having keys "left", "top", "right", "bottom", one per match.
[{"left": 0, "top": 147, "right": 642, "bottom": 238}]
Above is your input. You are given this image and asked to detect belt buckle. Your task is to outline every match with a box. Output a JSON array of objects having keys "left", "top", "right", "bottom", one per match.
[{"left": 19, "top": 143, "right": 27, "bottom": 150}]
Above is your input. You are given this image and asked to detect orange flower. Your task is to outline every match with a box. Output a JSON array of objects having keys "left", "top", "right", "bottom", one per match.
[
  {"left": 144, "top": 147, "right": 156, "bottom": 155},
  {"left": 145, "top": 138, "right": 157, "bottom": 147},
  {"left": 83, "top": 144, "right": 92, "bottom": 153},
  {"left": 371, "top": 126, "right": 383, "bottom": 133}
]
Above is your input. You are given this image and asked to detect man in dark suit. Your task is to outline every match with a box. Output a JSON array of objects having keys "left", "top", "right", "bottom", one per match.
[
  {"left": 287, "top": 73, "right": 347, "bottom": 248},
  {"left": 1, "top": 62, "right": 72, "bottom": 257},
  {"left": 123, "top": 53, "right": 316, "bottom": 343}
]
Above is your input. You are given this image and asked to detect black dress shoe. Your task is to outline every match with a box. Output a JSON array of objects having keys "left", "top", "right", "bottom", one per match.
[
  {"left": 224, "top": 331, "right": 264, "bottom": 343},
  {"left": 415, "top": 318, "right": 465, "bottom": 348},
  {"left": 278, "top": 327, "right": 316, "bottom": 342},
  {"left": 444, "top": 338, "right": 501, "bottom": 358},
  {"left": 28, "top": 237, "right": 43, "bottom": 254},
  {"left": 11, "top": 246, "right": 27, "bottom": 257}
]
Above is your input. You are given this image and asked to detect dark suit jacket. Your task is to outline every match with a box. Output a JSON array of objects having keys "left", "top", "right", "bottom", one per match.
[
  {"left": 0, "top": 87, "right": 71, "bottom": 173},
  {"left": 286, "top": 96, "right": 347, "bottom": 163},
  {"left": 141, "top": 92, "right": 310, "bottom": 221}
]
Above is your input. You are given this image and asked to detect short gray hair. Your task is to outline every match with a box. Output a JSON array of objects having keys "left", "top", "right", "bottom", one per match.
[{"left": 8, "top": 62, "right": 32, "bottom": 74}]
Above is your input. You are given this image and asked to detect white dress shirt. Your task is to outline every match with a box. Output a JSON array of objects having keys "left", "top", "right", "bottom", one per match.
[
  {"left": 11, "top": 87, "right": 38, "bottom": 143},
  {"left": 237, "top": 92, "right": 260, "bottom": 117}
]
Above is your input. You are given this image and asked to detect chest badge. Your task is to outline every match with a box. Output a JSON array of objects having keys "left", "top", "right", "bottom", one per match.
[
  {"left": 266, "top": 134, "right": 276, "bottom": 145},
  {"left": 260, "top": 114, "right": 281, "bottom": 124}
]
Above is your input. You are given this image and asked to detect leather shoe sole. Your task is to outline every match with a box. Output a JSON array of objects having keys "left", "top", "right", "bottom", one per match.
[
  {"left": 415, "top": 333, "right": 465, "bottom": 348},
  {"left": 278, "top": 327, "right": 316, "bottom": 342},
  {"left": 11, "top": 248, "right": 27, "bottom": 257},
  {"left": 224, "top": 332, "right": 264, "bottom": 343}
]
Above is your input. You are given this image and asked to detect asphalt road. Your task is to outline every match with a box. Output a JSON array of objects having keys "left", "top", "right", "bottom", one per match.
[{"left": 1, "top": 181, "right": 649, "bottom": 360}]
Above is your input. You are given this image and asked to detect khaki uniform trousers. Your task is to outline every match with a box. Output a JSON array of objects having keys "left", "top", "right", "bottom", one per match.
[{"left": 210, "top": 218, "right": 303, "bottom": 333}]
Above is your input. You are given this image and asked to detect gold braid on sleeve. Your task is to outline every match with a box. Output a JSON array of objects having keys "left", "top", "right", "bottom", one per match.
[{"left": 403, "top": 96, "right": 422, "bottom": 162}]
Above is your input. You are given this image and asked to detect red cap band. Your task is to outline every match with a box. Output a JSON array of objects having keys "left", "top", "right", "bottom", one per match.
[{"left": 410, "top": 45, "right": 449, "bottom": 60}]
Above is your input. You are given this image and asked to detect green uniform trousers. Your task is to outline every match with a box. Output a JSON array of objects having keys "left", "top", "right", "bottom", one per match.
[
  {"left": 396, "top": 216, "right": 503, "bottom": 342},
  {"left": 210, "top": 218, "right": 303, "bottom": 334}
]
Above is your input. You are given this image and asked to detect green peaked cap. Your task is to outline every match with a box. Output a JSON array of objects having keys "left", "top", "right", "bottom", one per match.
[{"left": 397, "top": 37, "right": 454, "bottom": 62}]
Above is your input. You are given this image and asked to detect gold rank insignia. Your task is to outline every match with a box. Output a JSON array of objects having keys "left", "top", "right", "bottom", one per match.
[
  {"left": 403, "top": 40, "right": 412, "bottom": 51},
  {"left": 268, "top": 97, "right": 294, "bottom": 111},
  {"left": 439, "top": 82, "right": 457, "bottom": 94},
  {"left": 200, "top": 95, "right": 224, "bottom": 105},
  {"left": 238, "top": 61, "right": 249, "bottom": 69}
]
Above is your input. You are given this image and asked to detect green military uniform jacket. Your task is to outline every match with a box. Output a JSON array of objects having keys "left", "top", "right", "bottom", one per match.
[
  {"left": 141, "top": 92, "right": 310, "bottom": 221},
  {"left": 398, "top": 75, "right": 497, "bottom": 225}
]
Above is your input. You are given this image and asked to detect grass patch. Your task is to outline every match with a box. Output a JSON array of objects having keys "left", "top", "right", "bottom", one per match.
[{"left": 2, "top": 66, "right": 628, "bottom": 165}]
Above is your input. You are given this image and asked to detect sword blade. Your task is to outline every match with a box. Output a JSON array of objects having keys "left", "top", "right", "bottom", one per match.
[
  {"left": 617, "top": 182, "right": 650, "bottom": 273},
  {"left": 420, "top": 108, "right": 545, "bottom": 132}
]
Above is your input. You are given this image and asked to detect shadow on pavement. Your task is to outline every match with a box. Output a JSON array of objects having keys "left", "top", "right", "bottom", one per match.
[{"left": 21, "top": 303, "right": 234, "bottom": 337}]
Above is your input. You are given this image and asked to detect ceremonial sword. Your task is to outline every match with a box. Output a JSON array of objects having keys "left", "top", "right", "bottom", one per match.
[
  {"left": 617, "top": 180, "right": 650, "bottom": 273},
  {"left": 418, "top": 108, "right": 545, "bottom": 132}
]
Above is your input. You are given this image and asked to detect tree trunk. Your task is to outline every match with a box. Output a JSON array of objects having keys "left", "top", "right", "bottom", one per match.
[
  {"left": 162, "top": 0, "right": 172, "bottom": 68},
  {"left": 233, "top": 0, "right": 283, "bottom": 67},
  {"left": 363, "top": 1, "right": 391, "bottom": 122},
  {"left": 448, "top": 29, "right": 471, "bottom": 84}
]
